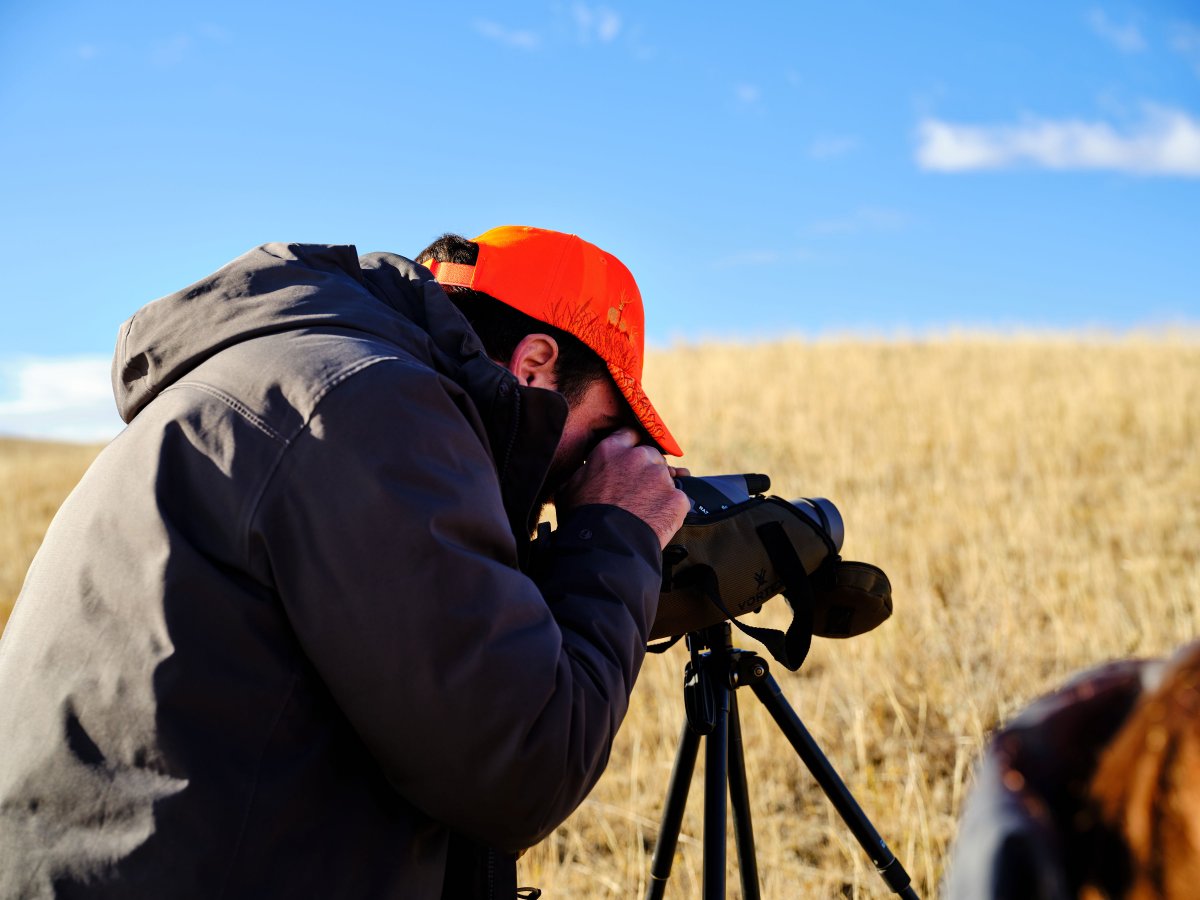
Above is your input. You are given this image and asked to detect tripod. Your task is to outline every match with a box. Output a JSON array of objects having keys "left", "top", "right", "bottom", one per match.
[{"left": 645, "top": 623, "right": 919, "bottom": 899}]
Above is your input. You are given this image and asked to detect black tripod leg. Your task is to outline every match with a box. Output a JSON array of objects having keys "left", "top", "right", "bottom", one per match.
[
  {"left": 727, "top": 692, "right": 761, "bottom": 900},
  {"left": 703, "top": 678, "right": 729, "bottom": 900},
  {"left": 645, "top": 721, "right": 702, "bottom": 900},
  {"left": 751, "top": 675, "right": 919, "bottom": 899}
]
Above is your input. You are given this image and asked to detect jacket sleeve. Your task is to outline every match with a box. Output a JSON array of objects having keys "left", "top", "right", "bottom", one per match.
[{"left": 250, "top": 356, "right": 662, "bottom": 851}]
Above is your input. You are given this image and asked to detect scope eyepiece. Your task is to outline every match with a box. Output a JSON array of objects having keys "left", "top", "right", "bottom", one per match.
[{"left": 674, "top": 473, "right": 771, "bottom": 516}]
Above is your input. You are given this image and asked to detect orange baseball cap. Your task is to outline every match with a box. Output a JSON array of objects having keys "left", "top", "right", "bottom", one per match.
[{"left": 425, "top": 225, "right": 683, "bottom": 457}]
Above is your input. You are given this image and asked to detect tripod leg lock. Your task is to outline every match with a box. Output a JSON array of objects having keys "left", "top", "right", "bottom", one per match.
[
  {"left": 876, "top": 855, "right": 916, "bottom": 897},
  {"left": 683, "top": 660, "right": 718, "bottom": 735}
]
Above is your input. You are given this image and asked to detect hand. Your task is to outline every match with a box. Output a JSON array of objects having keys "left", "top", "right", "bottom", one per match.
[{"left": 555, "top": 428, "right": 690, "bottom": 549}]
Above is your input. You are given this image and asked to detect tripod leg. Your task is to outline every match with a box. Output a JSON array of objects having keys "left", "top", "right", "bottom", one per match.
[
  {"left": 751, "top": 675, "right": 920, "bottom": 899},
  {"left": 645, "top": 721, "right": 702, "bottom": 900},
  {"left": 727, "top": 692, "right": 761, "bottom": 900},
  {"left": 703, "top": 675, "right": 730, "bottom": 900}
]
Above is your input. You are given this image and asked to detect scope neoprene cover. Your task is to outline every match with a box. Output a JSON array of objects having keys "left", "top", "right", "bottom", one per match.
[{"left": 652, "top": 496, "right": 893, "bottom": 641}]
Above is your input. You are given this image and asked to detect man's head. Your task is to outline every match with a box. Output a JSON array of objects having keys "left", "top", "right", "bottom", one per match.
[{"left": 416, "top": 226, "right": 681, "bottom": 499}]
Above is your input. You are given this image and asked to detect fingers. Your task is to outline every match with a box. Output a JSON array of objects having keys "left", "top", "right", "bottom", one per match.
[
  {"left": 555, "top": 425, "right": 689, "bottom": 548},
  {"left": 592, "top": 429, "right": 669, "bottom": 469},
  {"left": 597, "top": 426, "right": 640, "bottom": 451}
]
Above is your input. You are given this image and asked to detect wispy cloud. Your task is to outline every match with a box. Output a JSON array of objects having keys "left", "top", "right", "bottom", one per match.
[
  {"left": 1172, "top": 21, "right": 1200, "bottom": 75},
  {"left": 572, "top": 2, "right": 621, "bottom": 43},
  {"left": 0, "top": 356, "right": 122, "bottom": 443},
  {"left": 147, "top": 25, "right": 229, "bottom": 66},
  {"left": 916, "top": 106, "right": 1200, "bottom": 176},
  {"left": 626, "top": 24, "right": 655, "bottom": 61},
  {"left": 809, "top": 134, "right": 859, "bottom": 160},
  {"left": 1087, "top": 8, "right": 1147, "bottom": 53},
  {"left": 197, "top": 23, "right": 230, "bottom": 43},
  {"left": 472, "top": 19, "right": 541, "bottom": 51},
  {"left": 807, "top": 207, "right": 908, "bottom": 235},
  {"left": 735, "top": 83, "right": 761, "bottom": 106},
  {"left": 151, "top": 34, "right": 192, "bottom": 66},
  {"left": 477, "top": 5, "right": 631, "bottom": 53}
]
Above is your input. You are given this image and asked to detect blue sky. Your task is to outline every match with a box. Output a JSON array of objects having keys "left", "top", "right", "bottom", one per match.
[{"left": 1, "top": 1, "right": 1198, "bottom": 440}]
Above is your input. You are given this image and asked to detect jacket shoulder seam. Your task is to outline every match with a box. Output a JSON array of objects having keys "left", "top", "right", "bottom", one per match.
[
  {"left": 239, "top": 354, "right": 424, "bottom": 566},
  {"left": 163, "top": 381, "right": 288, "bottom": 445},
  {"left": 305, "top": 353, "right": 407, "bottom": 424}
]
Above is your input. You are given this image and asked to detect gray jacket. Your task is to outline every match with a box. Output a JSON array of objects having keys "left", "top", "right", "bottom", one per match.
[{"left": 0, "top": 244, "right": 662, "bottom": 898}]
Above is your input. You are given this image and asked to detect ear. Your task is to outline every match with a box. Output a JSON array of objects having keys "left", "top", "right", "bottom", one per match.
[{"left": 505, "top": 334, "right": 560, "bottom": 390}]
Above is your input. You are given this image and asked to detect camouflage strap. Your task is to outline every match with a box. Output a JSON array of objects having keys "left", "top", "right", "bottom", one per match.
[{"left": 651, "top": 520, "right": 816, "bottom": 672}]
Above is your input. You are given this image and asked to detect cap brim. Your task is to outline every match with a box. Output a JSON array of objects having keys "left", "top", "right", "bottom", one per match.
[{"left": 608, "top": 364, "right": 683, "bottom": 457}]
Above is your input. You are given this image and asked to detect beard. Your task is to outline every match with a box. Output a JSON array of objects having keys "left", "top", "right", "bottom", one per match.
[{"left": 530, "top": 442, "right": 591, "bottom": 531}]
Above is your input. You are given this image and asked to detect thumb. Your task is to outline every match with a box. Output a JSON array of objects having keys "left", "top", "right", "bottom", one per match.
[{"left": 595, "top": 426, "right": 640, "bottom": 452}]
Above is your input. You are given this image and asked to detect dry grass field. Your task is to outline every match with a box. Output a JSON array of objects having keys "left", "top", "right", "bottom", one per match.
[
  {"left": 1, "top": 438, "right": 103, "bottom": 633},
  {"left": 2, "top": 334, "right": 1198, "bottom": 897}
]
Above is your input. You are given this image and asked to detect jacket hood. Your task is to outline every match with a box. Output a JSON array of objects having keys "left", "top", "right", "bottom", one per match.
[
  {"left": 112, "top": 243, "right": 482, "bottom": 423},
  {"left": 111, "top": 242, "right": 567, "bottom": 543}
]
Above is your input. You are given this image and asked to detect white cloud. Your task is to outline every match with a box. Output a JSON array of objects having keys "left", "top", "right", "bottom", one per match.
[
  {"left": 572, "top": 3, "right": 621, "bottom": 43},
  {"left": 472, "top": 19, "right": 541, "bottom": 51},
  {"left": 809, "top": 135, "right": 859, "bottom": 159},
  {"left": 916, "top": 106, "right": 1200, "bottom": 176},
  {"left": 1087, "top": 8, "right": 1146, "bottom": 53},
  {"left": 77, "top": 44, "right": 99, "bottom": 61},
  {"left": 0, "top": 357, "right": 123, "bottom": 443}
]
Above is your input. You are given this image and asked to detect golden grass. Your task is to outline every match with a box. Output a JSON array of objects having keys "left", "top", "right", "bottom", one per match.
[
  {"left": 2, "top": 334, "right": 1197, "bottom": 897},
  {"left": 0, "top": 438, "right": 103, "bottom": 633}
]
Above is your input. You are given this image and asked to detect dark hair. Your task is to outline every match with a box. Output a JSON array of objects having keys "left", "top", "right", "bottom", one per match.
[{"left": 415, "top": 233, "right": 611, "bottom": 407}]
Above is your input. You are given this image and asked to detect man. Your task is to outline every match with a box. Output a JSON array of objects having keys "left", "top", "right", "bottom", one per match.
[{"left": 0, "top": 226, "right": 689, "bottom": 898}]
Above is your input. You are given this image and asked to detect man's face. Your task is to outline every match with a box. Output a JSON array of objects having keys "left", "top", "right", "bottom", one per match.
[
  {"left": 502, "top": 333, "right": 635, "bottom": 510},
  {"left": 543, "top": 375, "right": 629, "bottom": 504}
]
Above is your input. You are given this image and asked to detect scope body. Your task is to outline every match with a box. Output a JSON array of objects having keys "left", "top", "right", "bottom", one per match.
[
  {"left": 674, "top": 474, "right": 844, "bottom": 551},
  {"left": 654, "top": 472, "right": 892, "bottom": 644}
]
